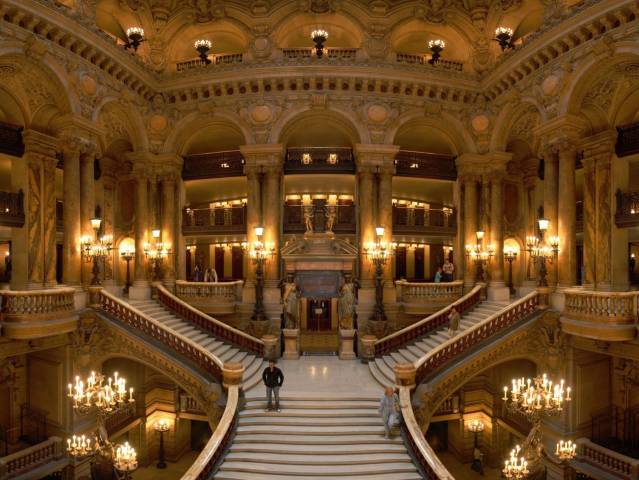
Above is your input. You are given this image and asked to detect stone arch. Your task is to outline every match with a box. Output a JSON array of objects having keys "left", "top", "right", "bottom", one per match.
[
  {"left": 95, "top": 98, "right": 148, "bottom": 153},
  {"left": 163, "top": 111, "right": 251, "bottom": 154},
  {"left": 491, "top": 100, "right": 544, "bottom": 153},
  {"left": 272, "top": 106, "right": 367, "bottom": 146},
  {"left": 387, "top": 111, "right": 474, "bottom": 154},
  {"left": 271, "top": 11, "right": 365, "bottom": 49}
]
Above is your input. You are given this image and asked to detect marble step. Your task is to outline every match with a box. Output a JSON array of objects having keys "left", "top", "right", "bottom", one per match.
[
  {"left": 217, "top": 461, "right": 417, "bottom": 476},
  {"left": 228, "top": 443, "right": 408, "bottom": 455},
  {"left": 245, "top": 394, "right": 381, "bottom": 402},
  {"left": 238, "top": 417, "right": 382, "bottom": 427},
  {"left": 244, "top": 400, "right": 380, "bottom": 410},
  {"left": 223, "top": 451, "right": 412, "bottom": 465},
  {"left": 214, "top": 472, "right": 423, "bottom": 480},
  {"left": 231, "top": 434, "right": 404, "bottom": 445},
  {"left": 374, "top": 358, "right": 395, "bottom": 382},
  {"left": 236, "top": 425, "right": 386, "bottom": 435},
  {"left": 239, "top": 408, "right": 379, "bottom": 418},
  {"left": 368, "top": 361, "right": 393, "bottom": 386}
]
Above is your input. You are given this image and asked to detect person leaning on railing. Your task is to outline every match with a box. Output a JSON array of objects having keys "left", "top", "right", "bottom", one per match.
[{"left": 442, "top": 259, "right": 454, "bottom": 282}]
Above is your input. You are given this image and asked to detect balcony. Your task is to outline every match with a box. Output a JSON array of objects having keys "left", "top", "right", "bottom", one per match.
[
  {"left": 615, "top": 190, "right": 639, "bottom": 228},
  {"left": 281, "top": 47, "right": 358, "bottom": 62},
  {"left": 283, "top": 202, "right": 356, "bottom": 234},
  {"left": 396, "top": 280, "right": 464, "bottom": 315},
  {"left": 285, "top": 148, "right": 355, "bottom": 174},
  {"left": 182, "top": 150, "right": 245, "bottom": 180},
  {"left": 395, "top": 53, "right": 464, "bottom": 72},
  {"left": 561, "top": 289, "right": 638, "bottom": 342},
  {"left": 392, "top": 204, "right": 456, "bottom": 236},
  {"left": 0, "top": 191, "right": 24, "bottom": 228},
  {"left": 182, "top": 205, "right": 247, "bottom": 236},
  {"left": 394, "top": 150, "right": 457, "bottom": 180},
  {"left": 176, "top": 53, "right": 244, "bottom": 72}
]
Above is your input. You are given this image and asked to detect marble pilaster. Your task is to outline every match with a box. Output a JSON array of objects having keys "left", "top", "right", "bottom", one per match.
[
  {"left": 582, "top": 157, "right": 596, "bottom": 289},
  {"left": 242, "top": 166, "right": 262, "bottom": 283},
  {"left": 132, "top": 161, "right": 149, "bottom": 287},
  {"left": 59, "top": 135, "right": 83, "bottom": 287},
  {"left": 462, "top": 177, "right": 479, "bottom": 288},
  {"left": 556, "top": 140, "right": 578, "bottom": 288},
  {"left": 80, "top": 147, "right": 96, "bottom": 285},
  {"left": 356, "top": 164, "right": 375, "bottom": 287},
  {"left": 543, "top": 148, "right": 559, "bottom": 287}
]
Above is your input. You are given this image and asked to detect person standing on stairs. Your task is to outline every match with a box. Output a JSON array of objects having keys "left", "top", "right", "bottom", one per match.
[
  {"left": 447, "top": 307, "right": 461, "bottom": 338},
  {"left": 379, "top": 386, "right": 400, "bottom": 439},
  {"left": 262, "top": 360, "right": 284, "bottom": 412}
]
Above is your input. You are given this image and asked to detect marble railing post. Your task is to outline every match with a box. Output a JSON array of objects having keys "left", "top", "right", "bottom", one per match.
[
  {"left": 543, "top": 147, "right": 559, "bottom": 287},
  {"left": 12, "top": 131, "right": 58, "bottom": 290},
  {"left": 59, "top": 135, "right": 83, "bottom": 287},
  {"left": 556, "top": 140, "right": 578, "bottom": 289}
]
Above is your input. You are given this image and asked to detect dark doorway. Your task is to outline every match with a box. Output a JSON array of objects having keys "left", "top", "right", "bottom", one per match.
[
  {"left": 414, "top": 247, "right": 425, "bottom": 280},
  {"left": 395, "top": 246, "right": 407, "bottom": 280},
  {"left": 214, "top": 246, "right": 225, "bottom": 279},
  {"left": 56, "top": 243, "right": 63, "bottom": 284},
  {"left": 307, "top": 298, "right": 331, "bottom": 331},
  {"left": 231, "top": 246, "right": 243, "bottom": 280}
]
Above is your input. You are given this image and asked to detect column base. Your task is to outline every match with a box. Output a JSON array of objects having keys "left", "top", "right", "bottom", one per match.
[
  {"left": 339, "top": 329, "right": 357, "bottom": 360},
  {"left": 487, "top": 284, "right": 510, "bottom": 302},
  {"left": 282, "top": 328, "right": 300, "bottom": 360}
]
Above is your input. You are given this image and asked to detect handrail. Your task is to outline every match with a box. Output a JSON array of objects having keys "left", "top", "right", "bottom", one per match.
[
  {"left": 399, "top": 387, "right": 454, "bottom": 480},
  {"left": 176, "top": 280, "right": 243, "bottom": 299},
  {"left": 98, "top": 289, "right": 223, "bottom": 381},
  {"left": 181, "top": 385, "right": 238, "bottom": 480},
  {"left": 156, "top": 284, "right": 264, "bottom": 357},
  {"left": 0, "top": 436, "right": 63, "bottom": 480},
  {"left": 563, "top": 289, "right": 639, "bottom": 324},
  {"left": 576, "top": 437, "right": 639, "bottom": 480},
  {"left": 374, "top": 285, "right": 482, "bottom": 356},
  {"left": 415, "top": 291, "right": 539, "bottom": 383},
  {"left": 0, "top": 288, "right": 75, "bottom": 320}
]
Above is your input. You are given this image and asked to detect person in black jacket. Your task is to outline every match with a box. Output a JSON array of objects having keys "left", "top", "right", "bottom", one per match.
[{"left": 262, "top": 360, "right": 284, "bottom": 412}]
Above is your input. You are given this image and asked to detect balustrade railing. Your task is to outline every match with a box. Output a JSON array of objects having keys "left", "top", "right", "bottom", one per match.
[
  {"left": 180, "top": 394, "right": 204, "bottom": 414},
  {"left": 415, "top": 291, "right": 539, "bottom": 383},
  {"left": 175, "top": 280, "right": 242, "bottom": 315},
  {"left": 562, "top": 289, "right": 639, "bottom": 341},
  {"left": 281, "top": 48, "right": 359, "bottom": 61},
  {"left": 0, "top": 121, "right": 24, "bottom": 158},
  {"left": 156, "top": 284, "right": 264, "bottom": 357},
  {"left": 394, "top": 150, "right": 457, "bottom": 181},
  {"left": 396, "top": 280, "right": 464, "bottom": 314},
  {"left": 615, "top": 190, "right": 639, "bottom": 228},
  {"left": 392, "top": 204, "right": 456, "bottom": 236},
  {"left": 0, "top": 436, "right": 63, "bottom": 480},
  {"left": 176, "top": 53, "right": 244, "bottom": 72},
  {"left": 0, "top": 191, "right": 24, "bottom": 228},
  {"left": 374, "top": 285, "right": 482, "bottom": 356},
  {"left": 182, "top": 205, "right": 247, "bottom": 235},
  {"left": 577, "top": 438, "right": 639, "bottom": 480},
  {"left": 182, "top": 150, "right": 245, "bottom": 180},
  {"left": 616, "top": 121, "right": 639, "bottom": 158},
  {"left": 98, "top": 289, "right": 224, "bottom": 382},
  {"left": 285, "top": 147, "right": 355, "bottom": 173},
  {"left": 395, "top": 53, "right": 464, "bottom": 72}
]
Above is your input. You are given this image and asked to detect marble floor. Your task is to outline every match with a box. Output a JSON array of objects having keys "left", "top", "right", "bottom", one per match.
[
  {"left": 245, "top": 355, "right": 384, "bottom": 396},
  {"left": 133, "top": 451, "right": 199, "bottom": 480},
  {"left": 438, "top": 451, "right": 502, "bottom": 480}
]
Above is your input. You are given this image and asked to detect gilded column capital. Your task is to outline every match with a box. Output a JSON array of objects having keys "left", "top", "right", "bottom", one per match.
[
  {"left": 22, "top": 130, "right": 58, "bottom": 159},
  {"left": 456, "top": 152, "right": 510, "bottom": 179},
  {"left": 153, "top": 153, "right": 184, "bottom": 178},
  {"left": 533, "top": 114, "right": 588, "bottom": 148},
  {"left": 239, "top": 143, "right": 284, "bottom": 170},
  {"left": 582, "top": 130, "right": 617, "bottom": 161}
]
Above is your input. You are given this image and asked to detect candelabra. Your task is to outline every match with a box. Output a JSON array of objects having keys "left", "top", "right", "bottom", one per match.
[
  {"left": 555, "top": 439, "right": 576, "bottom": 461},
  {"left": 194, "top": 39, "right": 212, "bottom": 64},
  {"left": 67, "top": 434, "right": 93, "bottom": 458},
  {"left": 154, "top": 419, "right": 170, "bottom": 469},
  {"left": 81, "top": 217, "right": 113, "bottom": 285},
  {"left": 465, "top": 231, "right": 494, "bottom": 282},
  {"left": 468, "top": 419, "right": 484, "bottom": 448},
  {"left": 504, "top": 247, "right": 518, "bottom": 295},
  {"left": 428, "top": 39, "right": 445, "bottom": 65},
  {"left": 246, "top": 226, "right": 275, "bottom": 322},
  {"left": 124, "top": 27, "right": 144, "bottom": 51},
  {"left": 68, "top": 371, "right": 134, "bottom": 416},
  {"left": 525, "top": 218, "right": 560, "bottom": 287},
  {"left": 495, "top": 26, "right": 514, "bottom": 50},
  {"left": 114, "top": 441, "right": 138, "bottom": 479},
  {"left": 363, "top": 227, "right": 394, "bottom": 322},
  {"left": 144, "top": 229, "right": 171, "bottom": 281},
  {"left": 503, "top": 445, "right": 529, "bottom": 480},
  {"left": 311, "top": 29, "right": 328, "bottom": 58}
]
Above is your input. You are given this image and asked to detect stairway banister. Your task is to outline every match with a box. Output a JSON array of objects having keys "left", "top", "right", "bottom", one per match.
[
  {"left": 415, "top": 291, "right": 539, "bottom": 383},
  {"left": 181, "top": 385, "right": 239, "bottom": 480},
  {"left": 0, "top": 436, "right": 63, "bottom": 480},
  {"left": 399, "top": 387, "right": 454, "bottom": 480},
  {"left": 374, "top": 285, "right": 482, "bottom": 356},
  {"left": 98, "top": 289, "right": 224, "bottom": 381},
  {"left": 155, "top": 284, "right": 264, "bottom": 356}
]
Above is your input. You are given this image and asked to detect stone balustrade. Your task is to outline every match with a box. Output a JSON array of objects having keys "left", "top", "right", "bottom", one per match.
[
  {"left": 175, "top": 280, "right": 243, "bottom": 315},
  {"left": 0, "top": 436, "right": 64, "bottom": 480},
  {"left": 396, "top": 280, "right": 464, "bottom": 315},
  {"left": 561, "top": 289, "right": 639, "bottom": 341},
  {"left": 0, "top": 288, "right": 78, "bottom": 340},
  {"left": 576, "top": 438, "right": 639, "bottom": 480}
]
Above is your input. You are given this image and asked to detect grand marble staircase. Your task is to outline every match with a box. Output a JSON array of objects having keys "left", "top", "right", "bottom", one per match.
[
  {"left": 369, "top": 299, "right": 510, "bottom": 386},
  {"left": 215, "top": 393, "right": 423, "bottom": 480},
  {"left": 127, "top": 299, "right": 267, "bottom": 390}
]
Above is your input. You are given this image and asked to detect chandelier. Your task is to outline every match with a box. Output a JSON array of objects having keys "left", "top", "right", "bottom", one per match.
[
  {"left": 81, "top": 217, "right": 113, "bottom": 285},
  {"left": 144, "top": 229, "right": 171, "bottom": 281},
  {"left": 68, "top": 371, "right": 134, "bottom": 416},
  {"left": 555, "top": 439, "right": 577, "bottom": 461},
  {"left": 525, "top": 218, "right": 559, "bottom": 287},
  {"left": 125, "top": 27, "right": 145, "bottom": 51},
  {"left": 114, "top": 441, "right": 138, "bottom": 479},
  {"left": 311, "top": 29, "right": 328, "bottom": 58},
  {"left": 465, "top": 230, "right": 494, "bottom": 282},
  {"left": 195, "top": 39, "right": 212, "bottom": 64},
  {"left": 428, "top": 39, "right": 445, "bottom": 65},
  {"left": 503, "top": 445, "right": 529, "bottom": 480},
  {"left": 502, "top": 373, "right": 571, "bottom": 421},
  {"left": 495, "top": 26, "right": 514, "bottom": 50}
]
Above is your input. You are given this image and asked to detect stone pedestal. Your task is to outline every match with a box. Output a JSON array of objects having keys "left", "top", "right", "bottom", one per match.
[
  {"left": 282, "top": 328, "right": 300, "bottom": 359},
  {"left": 536, "top": 287, "right": 551, "bottom": 308},
  {"left": 87, "top": 286, "right": 102, "bottom": 308},
  {"left": 394, "top": 363, "right": 416, "bottom": 389},
  {"left": 222, "top": 362, "right": 245, "bottom": 389},
  {"left": 360, "top": 334, "right": 377, "bottom": 361},
  {"left": 339, "top": 329, "right": 357, "bottom": 360},
  {"left": 248, "top": 318, "right": 271, "bottom": 338},
  {"left": 550, "top": 290, "right": 566, "bottom": 311},
  {"left": 73, "top": 289, "right": 88, "bottom": 310},
  {"left": 261, "top": 334, "right": 279, "bottom": 360},
  {"left": 487, "top": 285, "right": 510, "bottom": 302}
]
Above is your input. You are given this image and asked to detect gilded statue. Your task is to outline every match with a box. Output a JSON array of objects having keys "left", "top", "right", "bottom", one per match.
[
  {"left": 338, "top": 275, "right": 356, "bottom": 330},
  {"left": 282, "top": 278, "right": 300, "bottom": 329}
]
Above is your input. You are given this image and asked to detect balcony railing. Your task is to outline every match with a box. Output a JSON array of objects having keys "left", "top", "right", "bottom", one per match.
[
  {"left": 0, "top": 191, "right": 24, "bottom": 228},
  {"left": 395, "top": 53, "right": 464, "bottom": 72},
  {"left": 281, "top": 48, "right": 359, "bottom": 61},
  {"left": 285, "top": 147, "right": 355, "bottom": 174},
  {"left": 0, "top": 437, "right": 64, "bottom": 480},
  {"left": 175, "top": 280, "right": 243, "bottom": 315},
  {"left": 283, "top": 203, "right": 356, "bottom": 234},
  {"left": 182, "top": 150, "right": 245, "bottom": 180},
  {"left": 396, "top": 280, "right": 464, "bottom": 315},
  {"left": 392, "top": 204, "right": 456, "bottom": 236},
  {"left": 616, "top": 121, "right": 639, "bottom": 158},
  {"left": 576, "top": 438, "right": 639, "bottom": 480},
  {"left": 615, "top": 190, "right": 639, "bottom": 228},
  {"left": 176, "top": 53, "right": 244, "bottom": 72},
  {"left": 0, "top": 288, "right": 77, "bottom": 340},
  {"left": 562, "top": 289, "right": 638, "bottom": 342},
  {"left": 394, "top": 150, "right": 457, "bottom": 180},
  {"left": 182, "top": 205, "right": 247, "bottom": 236}
]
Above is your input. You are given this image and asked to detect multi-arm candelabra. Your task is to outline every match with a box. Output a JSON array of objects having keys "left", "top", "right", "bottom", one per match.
[
  {"left": 465, "top": 230, "right": 494, "bottom": 282},
  {"left": 81, "top": 217, "right": 113, "bottom": 285},
  {"left": 525, "top": 218, "right": 559, "bottom": 287},
  {"left": 144, "top": 229, "right": 171, "bottom": 281},
  {"left": 245, "top": 226, "right": 275, "bottom": 322},
  {"left": 363, "top": 227, "right": 394, "bottom": 322}
]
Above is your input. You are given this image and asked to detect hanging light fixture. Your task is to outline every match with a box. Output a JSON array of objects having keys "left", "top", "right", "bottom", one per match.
[
  {"left": 428, "top": 39, "right": 445, "bottom": 65},
  {"left": 495, "top": 27, "right": 514, "bottom": 51},
  {"left": 195, "top": 39, "right": 212, "bottom": 65},
  {"left": 311, "top": 29, "right": 328, "bottom": 58},
  {"left": 124, "top": 27, "right": 145, "bottom": 51},
  {"left": 503, "top": 445, "right": 529, "bottom": 480}
]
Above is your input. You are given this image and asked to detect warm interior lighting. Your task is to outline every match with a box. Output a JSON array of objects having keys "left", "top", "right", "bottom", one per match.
[
  {"left": 476, "top": 231, "right": 484, "bottom": 240},
  {"left": 152, "top": 229, "right": 161, "bottom": 239},
  {"left": 537, "top": 218, "right": 550, "bottom": 231},
  {"left": 254, "top": 226, "right": 264, "bottom": 237},
  {"left": 90, "top": 218, "right": 102, "bottom": 231},
  {"left": 375, "top": 226, "right": 385, "bottom": 237}
]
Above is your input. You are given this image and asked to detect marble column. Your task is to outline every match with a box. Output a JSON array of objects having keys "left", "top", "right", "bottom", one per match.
[
  {"left": 101, "top": 158, "right": 117, "bottom": 287},
  {"left": 595, "top": 151, "right": 613, "bottom": 291},
  {"left": 490, "top": 173, "right": 505, "bottom": 286},
  {"left": 80, "top": 148, "right": 96, "bottom": 285},
  {"left": 452, "top": 181, "right": 463, "bottom": 281},
  {"left": 556, "top": 141, "right": 577, "bottom": 288},
  {"left": 133, "top": 171, "right": 149, "bottom": 286},
  {"left": 377, "top": 164, "right": 394, "bottom": 281},
  {"left": 244, "top": 168, "right": 261, "bottom": 283},
  {"left": 12, "top": 131, "right": 58, "bottom": 290},
  {"left": 161, "top": 174, "right": 177, "bottom": 288},
  {"left": 176, "top": 178, "right": 187, "bottom": 281},
  {"left": 543, "top": 149, "right": 559, "bottom": 286},
  {"left": 581, "top": 157, "right": 596, "bottom": 289},
  {"left": 357, "top": 165, "right": 376, "bottom": 288},
  {"left": 60, "top": 136, "right": 82, "bottom": 287},
  {"left": 463, "top": 177, "right": 479, "bottom": 288},
  {"left": 523, "top": 166, "right": 538, "bottom": 284},
  {"left": 262, "top": 164, "right": 282, "bottom": 285}
]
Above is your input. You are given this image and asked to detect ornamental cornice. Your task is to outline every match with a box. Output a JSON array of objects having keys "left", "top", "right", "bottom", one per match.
[
  {"left": 21, "top": 129, "right": 58, "bottom": 158},
  {"left": 582, "top": 129, "right": 617, "bottom": 160},
  {"left": 353, "top": 144, "right": 400, "bottom": 169},
  {"left": 533, "top": 114, "right": 588, "bottom": 149},
  {"left": 455, "top": 151, "right": 510, "bottom": 177}
]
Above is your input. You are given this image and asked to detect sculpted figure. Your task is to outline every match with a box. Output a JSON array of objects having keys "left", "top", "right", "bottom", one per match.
[
  {"left": 338, "top": 275, "right": 356, "bottom": 329},
  {"left": 283, "top": 277, "right": 300, "bottom": 329}
]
